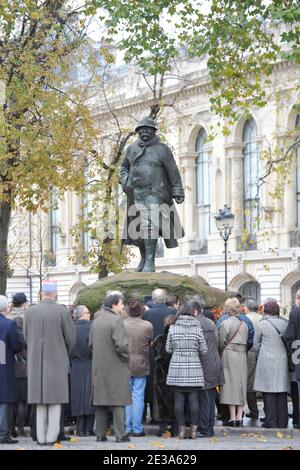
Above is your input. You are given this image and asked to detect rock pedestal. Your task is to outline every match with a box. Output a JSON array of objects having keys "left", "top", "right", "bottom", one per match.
[{"left": 74, "top": 271, "right": 234, "bottom": 314}]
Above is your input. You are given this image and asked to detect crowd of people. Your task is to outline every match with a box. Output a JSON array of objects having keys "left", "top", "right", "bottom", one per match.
[{"left": 0, "top": 282, "right": 300, "bottom": 446}]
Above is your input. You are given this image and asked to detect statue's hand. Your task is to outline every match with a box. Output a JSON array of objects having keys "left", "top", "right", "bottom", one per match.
[{"left": 174, "top": 196, "right": 184, "bottom": 204}]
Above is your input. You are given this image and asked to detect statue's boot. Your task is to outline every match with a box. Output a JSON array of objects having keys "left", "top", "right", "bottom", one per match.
[
  {"left": 136, "top": 244, "right": 146, "bottom": 272},
  {"left": 141, "top": 239, "right": 157, "bottom": 272}
]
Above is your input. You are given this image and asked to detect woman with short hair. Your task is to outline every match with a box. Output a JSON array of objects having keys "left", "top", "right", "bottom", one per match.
[
  {"left": 253, "top": 301, "right": 289, "bottom": 428},
  {"left": 219, "top": 298, "right": 248, "bottom": 427}
]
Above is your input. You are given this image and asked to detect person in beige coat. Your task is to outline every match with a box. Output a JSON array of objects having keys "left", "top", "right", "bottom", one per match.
[
  {"left": 124, "top": 299, "right": 153, "bottom": 436},
  {"left": 219, "top": 298, "right": 248, "bottom": 427},
  {"left": 89, "top": 293, "right": 131, "bottom": 443}
]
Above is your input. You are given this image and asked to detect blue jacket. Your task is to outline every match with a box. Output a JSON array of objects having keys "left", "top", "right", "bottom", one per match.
[
  {"left": 0, "top": 314, "right": 23, "bottom": 403},
  {"left": 217, "top": 313, "right": 254, "bottom": 351}
]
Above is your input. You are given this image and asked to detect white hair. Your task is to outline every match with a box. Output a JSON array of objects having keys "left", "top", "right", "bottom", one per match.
[
  {"left": 73, "top": 305, "right": 87, "bottom": 320},
  {"left": 152, "top": 288, "right": 168, "bottom": 304},
  {"left": 106, "top": 290, "right": 124, "bottom": 300},
  {"left": 0, "top": 295, "right": 8, "bottom": 313}
]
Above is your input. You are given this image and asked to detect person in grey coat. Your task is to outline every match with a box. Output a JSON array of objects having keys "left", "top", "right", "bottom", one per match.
[
  {"left": 70, "top": 305, "right": 95, "bottom": 437},
  {"left": 89, "top": 293, "right": 131, "bottom": 443},
  {"left": 219, "top": 298, "right": 248, "bottom": 427},
  {"left": 24, "top": 283, "right": 76, "bottom": 446},
  {"left": 253, "top": 301, "right": 290, "bottom": 428},
  {"left": 285, "top": 303, "right": 300, "bottom": 429},
  {"left": 166, "top": 303, "right": 207, "bottom": 439},
  {"left": 187, "top": 295, "right": 224, "bottom": 437}
]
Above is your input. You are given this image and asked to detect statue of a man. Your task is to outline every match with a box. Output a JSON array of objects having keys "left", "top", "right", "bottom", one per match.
[{"left": 120, "top": 117, "right": 185, "bottom": 272}]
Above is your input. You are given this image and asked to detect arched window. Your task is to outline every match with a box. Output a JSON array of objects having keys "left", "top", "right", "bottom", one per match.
[
  {"left": 239, "top": 281, "right": 261, "bottom": 304},
  {"left": 243, "top": 118, "right": 260, "bottom": 235},
  {"left": 196, "top": 128, "right": 211, "bottom": 244},
  {"left": 296, "top": 115, "right": 300, "bottom": 227},
  {"left": 291, "top": 279, "right": 300, "bottom": 305}
]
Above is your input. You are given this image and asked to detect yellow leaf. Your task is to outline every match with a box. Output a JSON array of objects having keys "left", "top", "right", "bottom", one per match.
[
  {"left": 54, "top": 442, "right": 63, "bottom": 449},
  {"left": 151, "top": 441, "right": 165, "bottom": 448},
  {"left": 221, "top": 431, "right": 229, "bottom": 437},
  {"left": 209, "top": 437, "right": 218, "bottom": 443},
  {"left": 162, "top": 431, "right": 172, "bottom": 439},
  {"left": 276, "top": 432, "right": 284, "bottom": 438},
  {"left": 281, "top": 446, "right": 295, "bottom": 450},
  {"left": 128, "top": 444, "right": 135, "bottom": 449},
  {"left": 70, "top": 437, "right": 78, "bottom": 443}
]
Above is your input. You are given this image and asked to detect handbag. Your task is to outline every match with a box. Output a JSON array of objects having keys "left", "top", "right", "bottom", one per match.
[
  {"left": 220, "top": 318, "right": 243, "bottom": 356},
  {"left": 265, "top": 318, "right": 295, "bottom": 372}
]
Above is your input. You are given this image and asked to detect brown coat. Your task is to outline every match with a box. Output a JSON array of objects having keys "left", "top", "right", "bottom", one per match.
[
  {"left": 89, "top": 307, "right": 131, "bottom": 406},
  {"left": 124, "top": 317, "right": 153, "bottom": 376},
  {"left": 24, "top": 300, "right": 75, "bottom": 404}
]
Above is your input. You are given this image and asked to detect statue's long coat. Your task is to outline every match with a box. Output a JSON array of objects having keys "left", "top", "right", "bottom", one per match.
[{"left": 120, "top": 136, "right": 184, "bottom": 248}]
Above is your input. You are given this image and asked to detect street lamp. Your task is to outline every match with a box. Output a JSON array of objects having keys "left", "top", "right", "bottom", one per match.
[{"left": 215, "top": 205, "right": 235, "bottom": 291}]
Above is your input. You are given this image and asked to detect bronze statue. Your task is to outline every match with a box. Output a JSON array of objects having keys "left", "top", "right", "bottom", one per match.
[{"left": 120, "top": 117, "right": 185, "bottom": 272}]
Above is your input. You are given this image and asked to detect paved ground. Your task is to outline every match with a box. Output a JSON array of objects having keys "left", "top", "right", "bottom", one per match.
[{"left": 1, "top": 421, "right": 300, "bottom": 451}]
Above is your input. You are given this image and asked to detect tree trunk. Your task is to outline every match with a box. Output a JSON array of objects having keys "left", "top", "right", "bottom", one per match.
[{"left": 0, "top": 199, "right": 12, "bottom": 295}]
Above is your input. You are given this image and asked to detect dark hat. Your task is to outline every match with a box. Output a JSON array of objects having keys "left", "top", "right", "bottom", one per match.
[
  {"left": 135, "top": 117, "right": 158, "bottom": 132},
  {"left": 128, "top": 299, "right": 145, "bottom": 317},
  {"left": 12, "top": 292, "right": 27, "bottom": 305}
]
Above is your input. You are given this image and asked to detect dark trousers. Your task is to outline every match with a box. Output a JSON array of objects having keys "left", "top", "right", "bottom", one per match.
[
  {"left": 198, "top": 388, "right": 216, "bottom": 436},
  {"left": 247, "top": 392, "right": 259, "bottom": 417},
  {"left": 174, "top": 391, "right": 199, "bottom": 426},
  {"left": 291, "top": 382, "right": 299, "bottom": 424},
  {"left": 263, "top": 392, "right": 288, "bottom": 428},
  {"left": 0, "top": 403, "right": 14, "bottom": 441},
  {"left": 76, "top": 415, "right": 95, "bottom": 435}
]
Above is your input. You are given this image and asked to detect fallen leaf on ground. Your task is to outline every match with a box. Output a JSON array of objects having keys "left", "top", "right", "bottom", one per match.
[
  {"left": 221, "top": 431, "right": 229, "bottom": 437},
  {"left": 128, "top": 444, "right": 135, "bottom": 449},
  {"left": 70, "top": 437, "right": 78, "bottom": 443},
  {"left": 276, "top": 432, "right": 284, "bottom": 438},
  {"left": 162, "top": 431, "right": 172, "bottom": 439},
  {"left": 281, "top": 446, "right": 295, "bottom": 450},
  {"left": 151, "top": 441, "right": 165, "bottom": 448},
  {"left": 54, "top": 442, "right": 63, "bottom": 449},
  {"left": 209, "top": 437, "right": 218, "bottom": 443}
]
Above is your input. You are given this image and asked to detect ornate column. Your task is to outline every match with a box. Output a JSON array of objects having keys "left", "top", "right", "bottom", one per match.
[
  {"left": 225, "top": 143, "right": 244, "bottom": 236},
  {"left": 178, "top": 152, "right": 197, "bottom": 256}
]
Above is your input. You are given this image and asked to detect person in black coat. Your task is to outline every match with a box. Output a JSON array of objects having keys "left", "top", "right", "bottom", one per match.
[
  {"left": 142, "top": 289, "right": 176, "bottom": 422},
  {"left": 152, "top": 315, "right": 177, "bottom": 436},
  {"left": 0, "top": 295, "right": 23, "bottom": 444},
  {"left": 285, "top": 304, "right": 300, "bottom": 429},
  {"left": 70, "top": 305, "right": 95, "bottom": 436}
]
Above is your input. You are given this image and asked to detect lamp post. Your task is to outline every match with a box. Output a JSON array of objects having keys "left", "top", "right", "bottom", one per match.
[{"left": 215, "top": 205, "right": 235, "bottom": 291}]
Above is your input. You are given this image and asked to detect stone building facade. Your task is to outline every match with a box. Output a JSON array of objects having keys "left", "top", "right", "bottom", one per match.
[{"left": 6, "top": 58, "right": 300, "bottom": 310}]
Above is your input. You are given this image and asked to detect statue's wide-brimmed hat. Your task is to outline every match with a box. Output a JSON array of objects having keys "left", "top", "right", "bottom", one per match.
[{"left": 135, "top": 117, "right": 158, "bottom": 132}]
